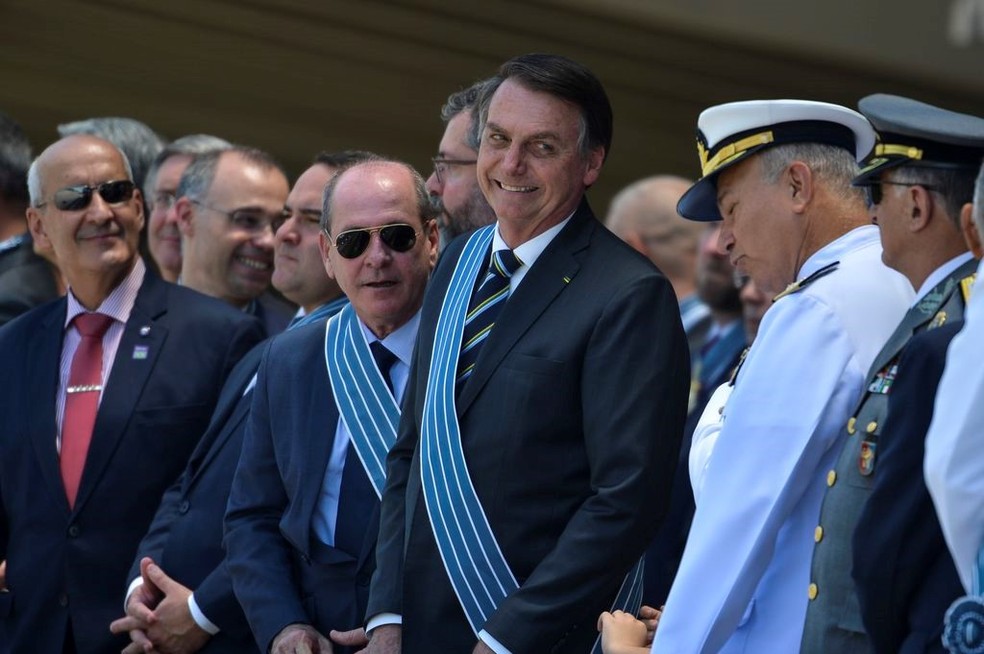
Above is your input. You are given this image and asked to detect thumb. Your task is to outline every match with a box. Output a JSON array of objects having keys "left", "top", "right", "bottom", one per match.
[
  {"left": 329, "top": 628, "right": 368, "bottom": 646},
  {"left": 144, "top": 561, "right": 176, "bottom": 594}
]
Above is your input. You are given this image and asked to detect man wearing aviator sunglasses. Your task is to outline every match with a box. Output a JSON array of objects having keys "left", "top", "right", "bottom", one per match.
[
  {"left": 3, "top": 134, "right": 264, "bottom": 653},
  {"left": 225, "top": 159, "right": 438, "bottom": 654},
  {"left": 174, "top": 147, "right": 294, "bottom": 337}
]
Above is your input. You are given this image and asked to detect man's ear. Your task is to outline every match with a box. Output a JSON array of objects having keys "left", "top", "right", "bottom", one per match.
[
  {"left": 786, "top": 161, "right": 814, "bottom": 214},
  {"left": 959, "top": 202, "right": 984, "bottom": 259},
  {"left": 174, "top": 197, "right": 195, "bottom": 238},
  {"left": 26, "top": 207, "right": 50, "bottom": 251},
  {"left": 907, "top": 184, "right": 933, "bottom": 233},
  {"left": 319, "top": 231, "right": 336, "bottom": 280}
]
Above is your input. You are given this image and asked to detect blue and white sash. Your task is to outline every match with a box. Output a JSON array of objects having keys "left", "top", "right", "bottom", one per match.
[
  {"left": 325, "top": 304, "right": 400, "bottom": 498},
  {"left": 420, "top": 225, "right": 644, "bottom": 640}
]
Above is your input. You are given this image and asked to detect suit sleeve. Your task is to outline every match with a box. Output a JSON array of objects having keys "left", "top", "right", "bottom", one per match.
[
  {"left": 654, "top": 294, "right": 864, "bottom": 653},
  {"left": 126, "top": 473, "right": 185, "bottom": 587},
  {"left": 484, "top": 274, "right": 691, "bottom": 652},
  {"left": 853, "top": 326, "right": 960, "bottom": 653},
  {"left": 223, "top": 342, "right": 308, "bottom": 651}
]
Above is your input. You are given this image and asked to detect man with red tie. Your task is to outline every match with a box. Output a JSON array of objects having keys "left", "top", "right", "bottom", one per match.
[{"left": 0, "top": 134, "right": 263, "bottom": 653}]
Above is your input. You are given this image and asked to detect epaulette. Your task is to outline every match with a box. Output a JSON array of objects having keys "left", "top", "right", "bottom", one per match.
[
  {"left": 772, "top": 261, "right": 840, "bottom": 303},
  {"left": 960, "top": 273, "right": 976, "bottom": 303}
]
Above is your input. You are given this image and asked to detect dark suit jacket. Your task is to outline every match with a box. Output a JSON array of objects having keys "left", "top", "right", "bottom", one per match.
[
  {"left": 225, "top": 321, "right": 378, "bottom": 653},
  {"left": 0, "top": 234, "right": 59, "bottom": 327},
  {"left": 128, "top": 342, "right": 267, "bottom": 653},
  {"left": 368, "top": 201, "right": 691, "bottom": 654},
  {"left": 251, "top": 291, "right": 295, "bottom": 338},
  {"left": 852, "top": 321, "right": 965, "bottom": 654},
  {"left": 0, "top": 270, "right": 263, "bottom": 654}
]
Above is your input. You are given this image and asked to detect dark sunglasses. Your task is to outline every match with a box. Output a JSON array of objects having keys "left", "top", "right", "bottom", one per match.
[
  {"left": 39, "top": 180, "right": 136, "bottom": 211},
  {"left": 858, "top": 180, "right": 939, "bottom": 208},
  {"left": 329, "top": 223, "right": 420, "bottom": 259}
]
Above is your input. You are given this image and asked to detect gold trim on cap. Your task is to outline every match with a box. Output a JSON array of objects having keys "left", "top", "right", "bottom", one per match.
[
  {"left": 873, "top": 143, "right": 924, "bottom": 160},
  {"left": 699, "top": 131, "right": 775, "bottom": 177}
]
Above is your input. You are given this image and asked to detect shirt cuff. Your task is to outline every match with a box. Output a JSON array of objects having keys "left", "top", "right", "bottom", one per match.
[
  {"left": 365, "top": 613, "right": 402, "bottom": 635},
  {"left": 479, "top": 629, "right": 513, "bottom": 654},
  {"left": 188, "top": 592, "right": 220, "bottom": 635},
  {"left": 124, "top": 577, "right": 143, "bottom": 611}
]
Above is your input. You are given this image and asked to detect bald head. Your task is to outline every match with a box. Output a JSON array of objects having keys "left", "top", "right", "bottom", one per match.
[
  {"left": 605, "top": 175, "right": 703, "bottom": 299},
  {"left": 28, "top": 135, "right": 133, "bottom": 207}
]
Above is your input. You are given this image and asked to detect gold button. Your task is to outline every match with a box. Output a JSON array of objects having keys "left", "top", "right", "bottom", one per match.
[
  {"left": 808, "top": 583, "right": 818, "bottom": 600},
  {"left": 827, "top": 470, "right": 837, "bottom": 486},
  {"left": 866, "top": 421, "right": 877, "bottom": 434},
  {"left": 815, "top": 526, "right": 823, "bottom": 542},
  {"left": 847, "top": 417, "right": 856, "bottom": 435}
]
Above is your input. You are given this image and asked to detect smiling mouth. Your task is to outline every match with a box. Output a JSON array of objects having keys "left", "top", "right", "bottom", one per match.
[
  {"left": 236, "top": 256, "right": 271, "bottom": 271},
  {"left": 496, "top": 181, "right": 537, "bottom": 193}
]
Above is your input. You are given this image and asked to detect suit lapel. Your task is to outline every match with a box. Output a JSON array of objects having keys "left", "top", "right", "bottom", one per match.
[
  {"left": 28, "top": 301, "right": 71, "bottom": 513},
  {"left": 456, "top": 203, "right": 593, "bottom": 415},
  {"left": 73, "top": 274, "right": 168, "bottom": 514}
]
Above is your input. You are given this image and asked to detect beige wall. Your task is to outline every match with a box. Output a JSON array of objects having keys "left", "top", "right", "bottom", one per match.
[{"left": 2, "top": 0, "right": 981, "bottom": 214}]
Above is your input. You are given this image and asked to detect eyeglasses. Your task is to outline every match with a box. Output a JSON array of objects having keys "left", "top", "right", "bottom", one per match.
[
  {"left": 152, "top": 190, "right": 176, "bottom": 212},
  {"left": 191, "top": 200, "right": 288, "bottom": 236},
  {"left": 858, "top": 180, "right": 940, "bottom": 208},
  {"left": 328, "top": 223, "right": 420, "bottom": 259},
  {"left": 37, "top": 180, "right": 135, "bottom": 211},
  {"left": 431, "top": 157, "right": 477, "bottom": 185}
]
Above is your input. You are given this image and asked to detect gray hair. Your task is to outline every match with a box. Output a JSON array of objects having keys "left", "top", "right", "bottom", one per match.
[
  {"left": 176, "top": 146, "right": 285, "bottom": 204},
  {"left": 0, "top": 110, "right": 31, "bottom": 208},
  {"left": 440, "top": 79, "right": 493, "bottom": 152},
  {"left": 143, "top": 134, "right": 231, "bottom": 198},
  {"left": 320, "top": 160, "right": 439, "bottom": 234},
  {"left": 57, "top": 117, "right": 164, "bottom": 191},
  {"left": 757, "top": 143, "right": 865, "bottom": 204},
  {"left": 889, "top": 164, "right": 978, "bottom": 229},
  {"left": 27, "top": 142, "right": 134, "bottom": 207}
]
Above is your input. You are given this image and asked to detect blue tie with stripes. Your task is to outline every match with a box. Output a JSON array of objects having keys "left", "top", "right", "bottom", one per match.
[{"left": 457, "top": 248, "right": 523, "bottom": 387}]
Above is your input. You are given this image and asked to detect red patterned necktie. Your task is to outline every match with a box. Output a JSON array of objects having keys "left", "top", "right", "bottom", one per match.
[{"left": 60, "top": 312, "right": 113, "bottom": 508}]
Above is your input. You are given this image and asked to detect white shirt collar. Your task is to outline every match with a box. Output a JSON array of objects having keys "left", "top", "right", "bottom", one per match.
[
  {"left": 358, "top": 310, "right": 420, "bottom": 367},
  {"left": 65, "top": 258, "right": 145, "bottom": 328}
]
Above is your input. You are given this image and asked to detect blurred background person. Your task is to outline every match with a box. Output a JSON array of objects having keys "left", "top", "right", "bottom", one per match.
[
  {"left": 0, "top": 109, "right": 58, "bottom": 325},
  {"left": 425, "top": 79, "right": 497, "bottom": 248},
  {"left": 144, "top": 134, "right": 231, "bottom": 282}
]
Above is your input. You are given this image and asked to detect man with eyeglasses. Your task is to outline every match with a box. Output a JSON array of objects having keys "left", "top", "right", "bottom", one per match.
[
  {"left": 0, "top": 134, "right": 263, "bottom": 653},
  {"left": 224, "top": 158, "right": 438, "bottom": 654},
  {"left": 802, "top": 95, "right": 984, "bottom": 654},
  {"left": 426, "top": 79, "right": 497, "bottom": 247},
  {"left": 174, "top": 147, "right": 294, "bottom": 337},
  {"left": 143, "top": 134, "right": 231, "bottom": 282},
  {"left": 109, "top": 152, "right": 372, "bottom": 654}
]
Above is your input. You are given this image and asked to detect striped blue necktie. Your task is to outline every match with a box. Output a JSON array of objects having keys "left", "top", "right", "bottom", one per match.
[{"left": 457, "top": 248, "right": 522, "bottom": 387}]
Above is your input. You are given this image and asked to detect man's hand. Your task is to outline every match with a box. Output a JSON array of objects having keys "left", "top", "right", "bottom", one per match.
[
  {"left": 271, "top": 623, "right": 333, "bottom": 654},
  {"left": 597, "top": 609, "right": 650, "bottom": 654},
  {"left": 329, "top": 627, "right": 368, "bottom": 649},
  {"left": 359, "top": 624, "right": 400, "bottom": 654},
  {"left": 637, "top": 604, "right": 663, "bottom": 645},
  {"left": 110, "top": 557, "right": 165, "bottom": 653},
  {"left": 128, "top": 558, "right": 210, "bottom": 654},
  {"left": 471, "top": 640, "right": 495, "bottom": 654}
]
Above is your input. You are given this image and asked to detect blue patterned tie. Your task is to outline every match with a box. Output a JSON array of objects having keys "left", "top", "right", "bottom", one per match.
[{"left": 457, "top": 248, "right": 522, "bottom": 387}]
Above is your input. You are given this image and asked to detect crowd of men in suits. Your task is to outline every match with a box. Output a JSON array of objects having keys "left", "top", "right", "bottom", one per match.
[{"left": 2, "top": 51, "right": 984, "bottom": 654}]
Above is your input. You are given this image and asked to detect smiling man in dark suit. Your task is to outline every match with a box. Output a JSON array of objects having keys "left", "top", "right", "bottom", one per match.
[
  {"left": 0, "top": 134, "right": 263, "bottom": 653},
  {"left": 364, "top": 53, "right": 690, "bottom": 654}
]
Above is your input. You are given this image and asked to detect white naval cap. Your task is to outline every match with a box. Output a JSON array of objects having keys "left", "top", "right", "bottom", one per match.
[{"left": 677, "top": 99, "right": 876, "bottom": 221}]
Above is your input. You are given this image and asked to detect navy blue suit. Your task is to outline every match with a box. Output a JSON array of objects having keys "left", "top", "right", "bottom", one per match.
[
  {"left": 128, "top": 342, "right": 266, "bottom": 653},
  {"left": 853, "top": 321, "right": 965, "bottom": 654},
  {"left": 0, "top": 270, "right": 263, "bottom": 653},
  {"left": 225, "top": 321, "right": 379, "bottom": 653}
]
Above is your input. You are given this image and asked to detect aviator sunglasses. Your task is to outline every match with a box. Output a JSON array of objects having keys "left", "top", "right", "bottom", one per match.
[
  {"left": 37, "top": 180, "right": 136, "bottom": 211},
  {"left": 857, "top": 179, "right": 939, "bottom": 208},
  {"left": 328, "top": 223, "right": 420, "bottom": 259}
]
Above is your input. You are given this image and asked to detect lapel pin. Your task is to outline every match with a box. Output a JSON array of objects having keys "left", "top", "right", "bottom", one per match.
[
  {"left": 563, "top": 276, "right": 571, "bottom": 284},
  {"left": 139, "top": 326, "right": 151, "bottom": 337},
  {"left": 132, "top": 345, "right": 149, "bottom": 360}
]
